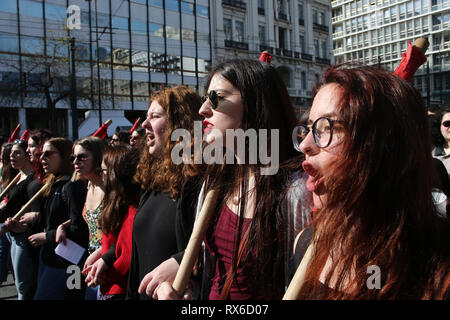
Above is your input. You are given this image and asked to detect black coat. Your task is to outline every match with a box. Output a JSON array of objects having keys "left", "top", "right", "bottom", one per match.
[{"left": 37, "top": 176, "right": 89, "bottom": 268}]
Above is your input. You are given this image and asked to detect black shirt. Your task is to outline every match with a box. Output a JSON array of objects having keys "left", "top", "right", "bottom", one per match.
[{"left": 126, "top": 190, "right": 179, "bottom": 300}]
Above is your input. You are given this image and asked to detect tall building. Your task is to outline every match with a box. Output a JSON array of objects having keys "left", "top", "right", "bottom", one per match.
[
  {"left": 0, "top": 0, "right": 211, "bottom": 139},
  {"left": 210, "top": 0, "right": 334, "bottom": 117},
  {"left": 331, "top": 0, "right": 450, "bottom": 107}
]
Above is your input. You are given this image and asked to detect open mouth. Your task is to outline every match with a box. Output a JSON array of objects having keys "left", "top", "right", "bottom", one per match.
[{"left": 302, "top": 161, "right": 323, "bottom": 192}]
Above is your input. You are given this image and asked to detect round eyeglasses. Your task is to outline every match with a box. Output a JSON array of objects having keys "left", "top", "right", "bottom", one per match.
[{"left": 292, "top": 117, "right": 346, "bottom": 152}]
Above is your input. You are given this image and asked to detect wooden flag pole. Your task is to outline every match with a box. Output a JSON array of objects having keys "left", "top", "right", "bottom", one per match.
[
  {"left": 282, "top": 240, "right": 315, "bottom": 300},
  {"left": 0, "top": 181, "right": 51, "bottom": 238},
  {"left": 0, "top": 173, "right": 21, "bottom": 203},
  {"left": 171, "top": 185, "right": 220, "bottom": 298}
]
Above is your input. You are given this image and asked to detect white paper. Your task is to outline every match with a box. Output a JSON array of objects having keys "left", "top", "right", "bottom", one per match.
[{"left": 54, "top": 238, "right": 86, "bottom": 265}]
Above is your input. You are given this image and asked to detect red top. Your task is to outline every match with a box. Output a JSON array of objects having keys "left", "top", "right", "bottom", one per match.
[
  {"left": 205, "top": 204, "right": 261, "bottom": 300},
  {"left": 100, "top": 205, "right": 137, "bottom": 295}
]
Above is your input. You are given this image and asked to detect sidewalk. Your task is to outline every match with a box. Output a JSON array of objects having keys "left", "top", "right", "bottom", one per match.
[{"left": 0, "top": 271, "right": 18, "bottom": 300}]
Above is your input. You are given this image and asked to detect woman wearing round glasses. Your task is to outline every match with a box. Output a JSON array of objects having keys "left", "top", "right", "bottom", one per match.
[
  {"left": 0, "top": 139, "right": 41, "bottom": 299},
  {"left": 289, "top": 65, "right": 450, "bottom": 299},
  {"left": 28, "top": 137, "right": 89, "bottom": 300}
]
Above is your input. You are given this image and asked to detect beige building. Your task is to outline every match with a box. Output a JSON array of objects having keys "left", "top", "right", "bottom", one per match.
[{"left": 210, "top": 0, "right": 334, "bottom": 118}]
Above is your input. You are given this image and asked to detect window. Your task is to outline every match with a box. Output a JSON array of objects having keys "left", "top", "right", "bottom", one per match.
[
  {"left": 149, "top": 0, "right": 163, "bottom": 8},
  {"left": 301, "top": 71, "right": 306, "bottom": 90},
  {"left": 223, "top": 18, "right": 232, "bottom": 41},
  {"left": 181, "top": 1, "right": 194, "bottom": 14},
  {"left": 19, "top": 0, "right": 42, "bottom": 18},
  {"left": 259, "top": 25, "right": 266, "bottom": 45},
  {"left": 166, "top": 26, "right": 180, "bottom": 40},
  {"left": 0, "top": 2, "right": 17, "bottom": 13},
  {"left": 299, "top": 35, "right": 305, "bottom": 52},
  {"left": 166, "top": 0, "right": 179, "bottom": 12},
  {"left": 235, "top": 20, "right": 244, "bottom": 42},
  {"left": 149, "top": 23, "right": 163, "bottom": 37},
  {"left": 131, "top": 19, "right": 147, "bottom": 35},
  {"left": 321, "top": 40, "right": 327, "bottom": 58},
  {"left": 197, "top": 5, "right": 209, "bottom": 17}
]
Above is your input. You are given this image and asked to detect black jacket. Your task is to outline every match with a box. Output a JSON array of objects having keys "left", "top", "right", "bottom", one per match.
[{"left": 37, "top": 176, "right": 89, "bottom": 268}]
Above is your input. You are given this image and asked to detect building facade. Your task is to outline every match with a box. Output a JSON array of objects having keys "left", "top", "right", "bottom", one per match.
[
  {"left": 332, "top": 0, "right": 450, "bottom": 107},
  {"left": 211, "top": 0, "right": 334, "bottom": 117},
  {"left": 0, "top": 0, "right": 211, "bottom": 139},
  {"left": 0, "top": 0, "right": 333, "bottom": 139}
]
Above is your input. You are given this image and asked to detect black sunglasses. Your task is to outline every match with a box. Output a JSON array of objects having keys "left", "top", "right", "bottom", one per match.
[
  {"left": 442, "top": 120, "right": 450, "bottom": 127},
  {"left": 201, "top": 90, "right": 220, "bottom": 109},
  {"left": 41, "top": 150, "right": 60, "bottom": 159},
  {"left": 70, "top": 154, "right": 88, "bottom": 162}
]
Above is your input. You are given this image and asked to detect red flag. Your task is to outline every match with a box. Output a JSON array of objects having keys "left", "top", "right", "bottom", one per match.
[
  {"left": 129, "top": 118, "right": 141, "bottom": 134},
  {"left": 7, "top": 124, "right": 21, "bottom": 142},
  {"left": 20, "top": 129, "right": 30, "bottom": 141},
  {"left": 259, "top": 51, "right": 271, "bottom": 64},
  {"left": 393, "top": 38, "right": 428, "bottom": 82},
  {"left": 92, "top": 119, "right": 112, "bottom": 139}
]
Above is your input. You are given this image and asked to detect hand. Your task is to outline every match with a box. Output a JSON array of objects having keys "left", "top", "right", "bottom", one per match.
[
  {"left": 85, "top": 258, "right": 108, "bottom": 287},
  {"left": 154, "top": 281, "right": 193, "bottom": 300},
  {"left": 28, "top": 232, "right": 46, "bottom": 247},
  {"left": 83, "top": 247, "right": 102, "bottom": 272},
  {"left": 138, "top": 257, "right": 179, "bottom": 298},
  {"left": 3, "top": 218, "right": 29, "bottom": 233},
  {"left": 19, "top": 212, "right": 39, "bottom": 225},
  {"left": 55, "top": 219, "right": 71, "bottom": 245}
]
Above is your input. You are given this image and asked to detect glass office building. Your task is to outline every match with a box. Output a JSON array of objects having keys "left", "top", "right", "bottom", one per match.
[{"left": 0, "top": 0, "right": 211, "bottom": 138}]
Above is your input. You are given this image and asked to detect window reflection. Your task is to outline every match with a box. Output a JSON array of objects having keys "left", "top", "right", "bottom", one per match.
[
  {"left": 0, "top": 34, "right": 19, "bottom": 53},
  {"left": 21, "top": 36, "right": 44, "bottom": 55}
]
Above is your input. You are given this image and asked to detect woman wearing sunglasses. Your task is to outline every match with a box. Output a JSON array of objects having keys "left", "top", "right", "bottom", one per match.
[
  {"left": 289, "top": 65, "right": 449, "bottom": 299},
  {"left": 28, "top": 137, "right": 89, "bottom": 300},
  {"left": 0, "top": 139, "right": 41, "bottom": 299},
  {"left": 57, "top": 136, "right": 108, "bottom": 299},
  {"left": 154, "top": 59, "right": 298, "bottom": 300},
  {"left": 432, "top": 110, "right": 450, "bottom": 177}
]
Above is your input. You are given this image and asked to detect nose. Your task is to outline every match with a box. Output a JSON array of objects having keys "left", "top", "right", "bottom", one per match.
[
  {"left": 142, "top": 117, "right": 152, "bottom": 131},
  {"left": 299, "top": 130, "right": 318, "bottom": 156},
  {"left": 199, "top": 99, "right": 213, "bottom": 118}
]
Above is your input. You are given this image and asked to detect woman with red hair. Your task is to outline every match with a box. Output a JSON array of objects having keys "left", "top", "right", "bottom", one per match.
[{"left": 290, "top": 64, "right": 450, "bottom": 299}]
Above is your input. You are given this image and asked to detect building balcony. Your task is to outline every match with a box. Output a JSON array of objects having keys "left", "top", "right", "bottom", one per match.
[
  {"left": 225, "top": 39, "right": 248, "bottom": 50},
  {"left": 301, "top": 53, "right": 313, "bottom": 61},
  {"left": 222, "top": 0, "right": 246, "bottom": 10},
  {"left": 258, "top": 7, "right": 265, "bottom": 15},
  {"left": 316, "top": 57, "right": 331, "bottom": 65},
  {"left": 313, "top": 23, "right": 329, "bottom": 33},
  {"left": 299, "top": 19, "right": 304, "bottom": 26},
  {"left": 275, "top": 12, "right": 289, "bottom": 22},
  {"left": 282, "top": 49, "right": 293, "bottom": 57}
]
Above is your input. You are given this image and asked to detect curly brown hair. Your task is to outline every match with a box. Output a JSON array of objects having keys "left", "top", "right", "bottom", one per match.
[{"left": 134, "top": 85, "right": 203, "bottom": 200}]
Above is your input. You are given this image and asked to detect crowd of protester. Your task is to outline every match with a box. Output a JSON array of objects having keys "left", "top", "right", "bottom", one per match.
[{"left": 0, "top": 55, "right": 448, "bottom": 301}]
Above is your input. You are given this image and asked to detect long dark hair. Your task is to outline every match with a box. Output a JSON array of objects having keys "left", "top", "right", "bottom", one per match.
[
  {"left": 99, "top": 145, "right": 141, "bottom": 236},
  {"left": 299, "top": 65, "right": 450, "bottom": 299},
  {"left": 1, "top": 142, "right": 18, "bottom": 189},
  {"left": 203, "top": 59, "right": 298, "bottom": 299},
  {"left": 43, "top": 138, "right": 74, "bottom": 195}
]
